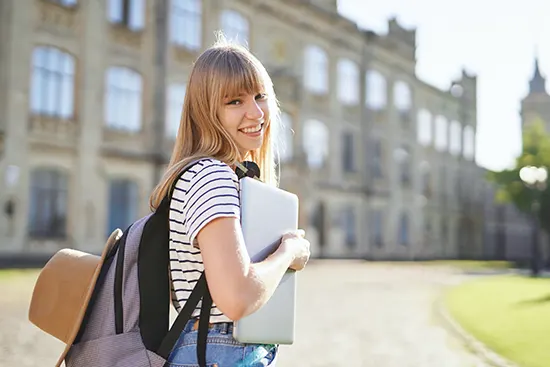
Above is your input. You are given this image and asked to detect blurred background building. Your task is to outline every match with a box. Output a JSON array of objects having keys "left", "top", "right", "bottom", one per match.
[{"left": 0, "top": 0, "right": 539, "bottom": 263}]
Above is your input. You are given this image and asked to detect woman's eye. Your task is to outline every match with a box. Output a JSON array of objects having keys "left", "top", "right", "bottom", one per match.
[
  {"left": 227, "top": 99, "right": 242, "bottom": 105},
  {"left": 255, "top": 93, "right": 267, "bottom": 100}
]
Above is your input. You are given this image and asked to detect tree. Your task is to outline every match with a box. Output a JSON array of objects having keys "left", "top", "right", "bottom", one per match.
[{"left": 487, "top": 118, "right": 550, "bottom": 274}]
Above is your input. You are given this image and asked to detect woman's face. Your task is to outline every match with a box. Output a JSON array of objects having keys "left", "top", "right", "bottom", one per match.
[{"left": 218, "top": 91, "right": 269, "bottom": 157}]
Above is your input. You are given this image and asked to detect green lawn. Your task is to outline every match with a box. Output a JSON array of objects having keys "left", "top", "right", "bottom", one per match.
[
  {"left": 445, "top": 275, "right": 550, "bottom": 367},
  {"left": 0, "top": 269, "right": 38, "bottom": 282},
  {"left": 421, "top": 260, "right": 514, "bottom": 269}
]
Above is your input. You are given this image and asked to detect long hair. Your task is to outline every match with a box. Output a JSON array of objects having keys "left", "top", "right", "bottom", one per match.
[{"left": 149, "top": 38, "right": 280, "bottom": 210}]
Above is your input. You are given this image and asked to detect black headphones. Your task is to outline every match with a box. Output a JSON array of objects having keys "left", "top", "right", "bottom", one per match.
[{"left": 235, "top": 161, "right": 261, "bottom": 180}]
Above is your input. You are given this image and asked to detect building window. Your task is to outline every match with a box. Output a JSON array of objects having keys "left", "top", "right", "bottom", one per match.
[
  {"left": 422, "top": 170, "right": 432, "bottom": 197},
  {"left": 48, "top": 0, "right": 78, "bottom": 6},
  {"left": 399, "top": 213, "right": 409, "bottom": 246},
  {"left": 341, "top": 207, "right": 357, "bottom": 249},
  {"left": 108, "top": 0, "right": 145, "bottom": 31},
  {"left": 439, "top": 165, "right": 447, "bottom": 198},
  {"left": 394, "top": 80, "right": 412, "bottom": 124},
  {"left": 449, "top": 120, "right": 462, "bottom": 156},
  {"left": 303, "top": 119, "right": 329, "bottom": 169},
  {"left": 365, "top": 70, "right": 387, "bottom": 110},
  {"left": 30, "top": 46, "right": 75, "bottom": 119},
  {"left": 342, "top": 132, "right": 355, "bottom": 172},
  {"left": 220, "top": 9, "right": 249, "bottom": 46},
  {"left": 394, "top": 80, "right": 412, "bottom": 110},
  {"left": 28, "top": 169, "right": 68, "bottom": 238},
  {"left": 303, "top": 45, "right": 328, "bottom": 94},
  {"left": 166, "top": 83, "right": 186, "bottom": 138},
  {"left": 370, "top": 138, "right": 383, "bottom": 178},
  {"left": 273, "top": 111, "right": 294, "bottom": 163},
  {"left": 105, "top": 67, "right": 143, "bottom": 131},
  {"left": 463, "top": 125, "right": 475, "bottom": 160},
  {"left": 107, "top": 179, "right": 139, "bottom": 236},
  {"left": 337, "top": 59, "right": 359, "bottom": 105},
  {"left": 434, "top": 115, "right": 448, "bottom": 151},
  {"left": 417, "top": 109, "right": 432, "bottom": 146},
  {"left": 424, "top": 218, "right": 432, "bottom": 243},
  {"left": 171, "top": 0, "right": 202, "bottom": 50},
  {"left": 396, "top": 146, "right": 411, "bottom": 185},
  {"left": 371, "top": 210, "right": 384, "bottom": 247}
]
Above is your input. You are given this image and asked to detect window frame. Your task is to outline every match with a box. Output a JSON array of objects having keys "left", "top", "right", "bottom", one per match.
[
  {"left": 104, "top": 66, "right": 143, "bottom": 132},
  {"left": 30, "top": 46, "right": 76, "bottom": 119}
]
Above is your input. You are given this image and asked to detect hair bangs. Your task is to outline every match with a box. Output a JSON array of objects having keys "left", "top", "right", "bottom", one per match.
[{"left": 218, "top": 50, "right": 267, "bottom": 100}]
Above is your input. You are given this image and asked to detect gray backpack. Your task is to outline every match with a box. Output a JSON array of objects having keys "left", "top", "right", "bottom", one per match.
[{"left": 65, "top": 163, "right": 213, "bottom": 367}]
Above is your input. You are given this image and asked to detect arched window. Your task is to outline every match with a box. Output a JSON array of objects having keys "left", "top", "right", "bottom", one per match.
[
  {"left": 304, "top": 45, "right": 328, "bottom": 94},
  {"left": 107, "top": 179, "right": 139, "bottom": 236},
  {"left": 365, "top": 70, "right": 387, "bottom": 109},
  {"left": 393, "top": 80, "right": 412, "bottom": 111},
  {"left": 28, "top": 168, "right": 68, "bottom": 238},
  {"left": 166, "top": 83, "right": 186, "bottom": 138},
  {"left": 220, "top": 10, "right": 249, "bottom": 46},
  {"left": 107, "top": 0, "right": 145, "bottom": 31},
  {"left": 449, "top": 120, "right": 462, "bottom": 156},
  {"left": 399, "top": 213, "right": 409, "bottom": 246},
  {"left": 434, "top": 115, "right": 448, "bottom": 151},
  {"left": 463, "top": 125, "right": 475, "bottom": 160},
  {"left": 337, "top": 58, "right": 359, "bottom": 105},
  {"left": 30, "top": 46, "right": 75, "bottom": 119},
  {"left": 272, "top": 112, "right": 294, "bottom": 162},
  {"left": 340, "top": 206, "right": 357, "bottom": 248},
  {"left": 303, "top": 119, "right": 329, "bottom": 168},
  {"left": 417, "top": 109, "right": 432, "bottom": 146},
  {"left": 171, "top": 0, "right": 202, "bottom": 50},
  {"left": 105, "top": 67, "right": 143, "bottom": 131}
]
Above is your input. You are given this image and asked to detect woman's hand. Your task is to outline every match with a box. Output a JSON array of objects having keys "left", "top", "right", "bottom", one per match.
[{"left": 278, "top": 230, "right": 311, "bottom": 271}]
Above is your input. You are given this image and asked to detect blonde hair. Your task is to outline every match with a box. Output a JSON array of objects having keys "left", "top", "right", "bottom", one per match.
[{"left": 149, "top": 38, "right": 280, "bottom": 210}]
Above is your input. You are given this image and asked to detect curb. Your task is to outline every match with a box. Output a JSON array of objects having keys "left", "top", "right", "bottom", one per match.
[{"left": 435, "top": 294, "right": 520, "bottom": 367}]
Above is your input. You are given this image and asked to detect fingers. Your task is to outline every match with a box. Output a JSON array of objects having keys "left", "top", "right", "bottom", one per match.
[{"left": 282, "top": 229, "right": 305, "bottom": 239}]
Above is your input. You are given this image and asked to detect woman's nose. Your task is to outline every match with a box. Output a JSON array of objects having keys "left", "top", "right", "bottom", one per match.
[{"left": 246, "top": 100, "right": 264, "bottom": 120}]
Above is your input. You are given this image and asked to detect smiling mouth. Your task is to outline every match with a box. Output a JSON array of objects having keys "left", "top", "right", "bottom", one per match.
[{"left": 239, "top": 123, "right": 264, "bottom": 134}]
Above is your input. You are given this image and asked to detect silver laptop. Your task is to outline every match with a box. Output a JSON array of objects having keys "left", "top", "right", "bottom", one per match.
[{"left": 233, "top": 177, "right": 298, "bottom": 345}]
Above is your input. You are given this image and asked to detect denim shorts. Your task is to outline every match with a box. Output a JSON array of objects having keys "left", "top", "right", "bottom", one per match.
[{"left": 167, "top": 319, "right": 278, "bottom": 367}]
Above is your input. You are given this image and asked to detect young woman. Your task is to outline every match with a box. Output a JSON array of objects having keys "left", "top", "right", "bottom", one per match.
[{"left": 149, "top": 39, "right": 311, "bottom": 367}]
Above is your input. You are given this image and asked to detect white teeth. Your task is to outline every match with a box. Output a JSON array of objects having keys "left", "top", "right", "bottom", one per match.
[{"left": 241, "top": 125, "right": 262, "bottom": 134}]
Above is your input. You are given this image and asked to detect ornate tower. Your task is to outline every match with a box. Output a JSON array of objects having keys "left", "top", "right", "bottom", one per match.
[{"left": 521, "top": 56, "right": 550, "bottom": 131}]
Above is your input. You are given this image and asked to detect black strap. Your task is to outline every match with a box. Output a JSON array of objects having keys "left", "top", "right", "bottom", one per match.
[
  {"left": 157, "top": 273, "right": 207, "bottom": 358},
  {"left": 138, "top": 158, "right": 207, "bottom": 358},
  {"left": 114, "top": 227, "right": 130, "bottom": 335},
  {"left": 197, "top": 283, "right": 213, "bottom": 366},
  {"left": 138, "top": 208, "right": 172, "bottom": 351}
]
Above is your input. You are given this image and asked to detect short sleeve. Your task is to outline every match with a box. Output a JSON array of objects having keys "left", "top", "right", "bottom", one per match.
[{"left": 180, "top": 161, "right": 240, "bottom": 245}]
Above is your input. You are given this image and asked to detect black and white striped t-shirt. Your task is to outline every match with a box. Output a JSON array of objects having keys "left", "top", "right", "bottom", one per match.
[{"left": 169, "top": 158, "right": 240, "bottom": 323}]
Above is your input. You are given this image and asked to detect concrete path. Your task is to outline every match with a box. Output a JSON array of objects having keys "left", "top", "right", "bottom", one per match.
[{"left": 0, "top": 262, "right": 489, "bottom": 367}]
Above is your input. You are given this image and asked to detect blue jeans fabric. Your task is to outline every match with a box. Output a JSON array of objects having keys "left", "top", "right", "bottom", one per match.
[{"left": 167, "top": 319, "right": 278, "bottom": 367}]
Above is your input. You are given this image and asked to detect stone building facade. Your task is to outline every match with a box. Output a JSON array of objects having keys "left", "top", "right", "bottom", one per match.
[{"left": 0, "top": 0, "right": 487, "bottom": 261}]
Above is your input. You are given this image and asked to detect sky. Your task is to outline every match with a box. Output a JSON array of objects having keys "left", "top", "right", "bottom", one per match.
[{"left": 338, "top": 0, "right": 550, "bottom": 171}]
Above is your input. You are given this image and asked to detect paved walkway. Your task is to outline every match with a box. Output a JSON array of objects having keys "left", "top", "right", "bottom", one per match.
[{"left": 0, "top": 262, "right": 489, "bottom": 367}]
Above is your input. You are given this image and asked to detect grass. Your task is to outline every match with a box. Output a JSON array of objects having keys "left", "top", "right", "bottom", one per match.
[
  {"left": 445, "top": 275, "right": 550, "bottom": 367},
  {"left": 420, "top": 260, "right": 514, "bottom": 269},
  {"left": 0, "top": 269, "right": 39, "bottom": 282}
]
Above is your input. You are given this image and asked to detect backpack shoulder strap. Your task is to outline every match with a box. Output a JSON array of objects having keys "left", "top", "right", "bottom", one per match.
[{"left": 138, "top": 158, "right": 206, "bottom": 354}]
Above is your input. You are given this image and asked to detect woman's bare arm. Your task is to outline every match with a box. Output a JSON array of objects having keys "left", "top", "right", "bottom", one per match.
[{"left": 197, "top": 216, "right": 298, "bottom": 320}]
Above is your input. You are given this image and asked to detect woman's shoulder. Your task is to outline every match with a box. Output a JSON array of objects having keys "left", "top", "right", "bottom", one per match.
[
  {"left": 174, "top": 158, "right": 238, "bottom": 192},
  {"left": 184, "top": 158, "right": 237, "bottom": 180}
]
